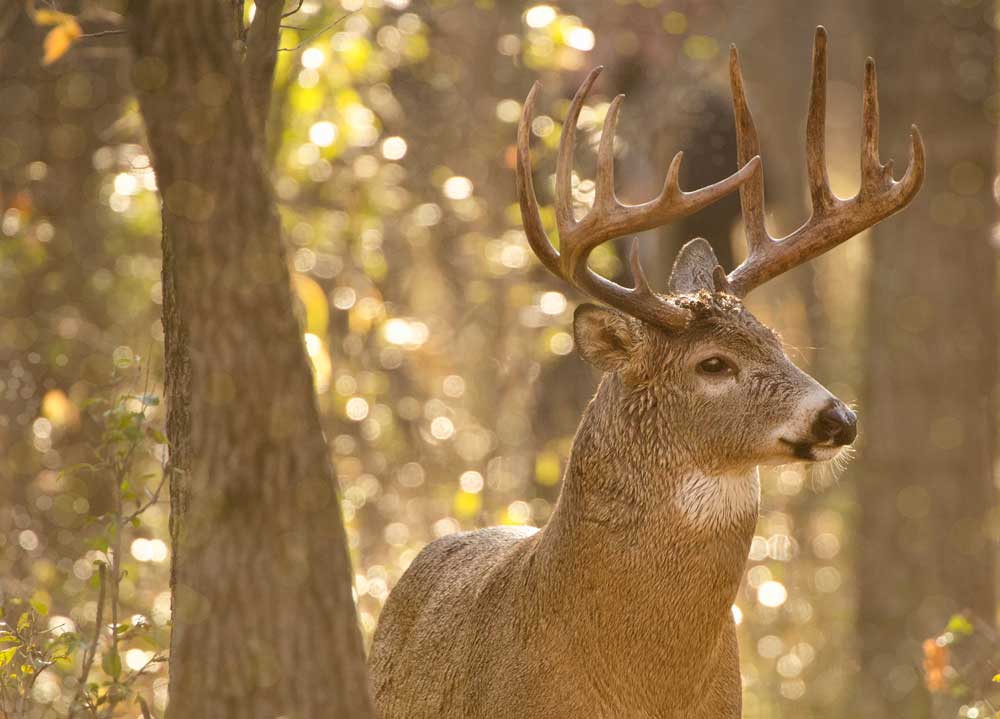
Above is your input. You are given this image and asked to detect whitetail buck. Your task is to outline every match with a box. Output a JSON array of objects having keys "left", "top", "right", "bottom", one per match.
[{"left": 369, "top": 28, "right": 924, "bottom": 718}]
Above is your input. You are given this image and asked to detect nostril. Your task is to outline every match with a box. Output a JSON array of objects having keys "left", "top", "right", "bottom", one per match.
[
  {"left": 815, "top": 401, "right": 858, "bottom": 445},
  {"left": 835, "top": 411, "right": 857, "bottom": 445}
]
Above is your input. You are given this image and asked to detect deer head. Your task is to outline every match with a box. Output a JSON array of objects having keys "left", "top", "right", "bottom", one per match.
[{"left": 516, "top": 27, "right": 924, "bottom": 475}]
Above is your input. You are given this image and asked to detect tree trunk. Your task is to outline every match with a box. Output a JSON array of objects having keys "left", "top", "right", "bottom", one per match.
[
  {"left": 127, "top": 2, "right": 374, "bottom": 716},
  {"left": 856, "top": 2, "right": 997, "bottom": 716}
]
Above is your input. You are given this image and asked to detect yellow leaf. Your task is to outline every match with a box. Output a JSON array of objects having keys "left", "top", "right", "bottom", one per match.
[
  {"left": 33, "top": 9, "right": 76, "bottom": 26},
  {"left": 293, "top": 274, "right": 330, "bottom": 336},
  {"left": 993, "top": 673, "right": 1000, "bottom": 683},
  {"left": 43, "top": 21, "right": 83, "bottom": 66},
  {"left": 0, "top": 647, "right": 15, "bottom": 667}
]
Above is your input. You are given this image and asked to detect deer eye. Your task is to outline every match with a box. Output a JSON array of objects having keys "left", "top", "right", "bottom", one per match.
[{"left": 697, "top": 357, "right": 734, "bottom": 376}]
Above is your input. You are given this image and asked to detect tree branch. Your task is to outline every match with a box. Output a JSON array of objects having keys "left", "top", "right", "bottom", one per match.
[
  {"left": 281, "top": 0, "right": 304, "bottom": 19},
  {"left": 68, "top": 564, "right": 107, "bottom": 719},
  {"left": 277, "top": 13, "right": 352, "bottom": 52},
  {"left": 243, "top": 0, "right": 284, "bottom": 141}
]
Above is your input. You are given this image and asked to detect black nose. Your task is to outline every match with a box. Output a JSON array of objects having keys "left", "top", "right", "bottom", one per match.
[{"left": 814, "top": 400, "right": 857, "bottom": 445}]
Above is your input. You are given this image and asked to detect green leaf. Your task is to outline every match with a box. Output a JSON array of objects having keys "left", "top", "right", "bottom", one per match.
[
  {"left": 88, "top": 535, "right": 109, "bottom": 553},
  {"left": 137, "top": 635, "right": 161, "bottom": 651},
  {"left": 0, "top": 647, "right": 17, "bottom": 667},
  {"left": 16, "top": 612, "right": 31, "bottom": 632},
  {"left": 51, "top": 631, "right": 80, "bottom": 648},
  {"left": 30, "top": 599, "right": 49, "bottom": 616},
  {"left": 0, "top": 636, "right": 18, "bottom": 644},
  {"left": 102, "top": 648, "right": 122, "bottom": 679}
]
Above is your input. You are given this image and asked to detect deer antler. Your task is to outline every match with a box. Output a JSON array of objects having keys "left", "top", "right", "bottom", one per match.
[
  {"left": 517, "top": 67, "right": 760, "bottom": 329},
  {"left": 726, "top": 26, "right": 925, "bottom": 297}
]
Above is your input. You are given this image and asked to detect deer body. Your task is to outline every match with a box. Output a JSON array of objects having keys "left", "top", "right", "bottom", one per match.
[
  {"left": 370, "top": 27, "right": 923, "bottom": 718},
  {"left": 371, "top": 373, "right": 757, "bottom": 719}
]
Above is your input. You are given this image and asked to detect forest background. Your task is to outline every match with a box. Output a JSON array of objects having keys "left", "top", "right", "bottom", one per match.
[{"left": 0, "top": 0, "right": 997, "bottom": 717}]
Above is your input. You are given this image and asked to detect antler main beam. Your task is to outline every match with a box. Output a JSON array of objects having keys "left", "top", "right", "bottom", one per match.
[
  {"left": 517, "top": 67, "right": 760, "bottom": 329},
  {"left": 727, "top": 26, "right": 926, "bottom": 296}
]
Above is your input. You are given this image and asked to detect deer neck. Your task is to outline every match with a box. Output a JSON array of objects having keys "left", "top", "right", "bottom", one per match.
[
  {"left": 546, "top": 374, "right": 761, "bottom": 531},
  {"left": 531, "top": 374, "right": 759, "bottom": 703}
]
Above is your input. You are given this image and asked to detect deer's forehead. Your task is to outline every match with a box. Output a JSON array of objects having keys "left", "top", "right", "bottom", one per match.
[{"left": 677, "top": 313, "right": 784, "bottom": 358}]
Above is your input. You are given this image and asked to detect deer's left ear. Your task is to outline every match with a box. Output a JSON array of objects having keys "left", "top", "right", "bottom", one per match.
[
  {"left": 668, "top": 238, "right": 720, "bottom": 294},
  {"left": 573, "top": 303, "right": 640, "bottom": 371}
]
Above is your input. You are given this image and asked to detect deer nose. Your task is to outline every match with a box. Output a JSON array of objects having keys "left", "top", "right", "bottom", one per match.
[{"left": 814, "top": 400, "right": 857, "bottom": 445}]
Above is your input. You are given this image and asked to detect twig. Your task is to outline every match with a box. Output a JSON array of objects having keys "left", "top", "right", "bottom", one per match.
[
  {"left": 122, "top": 473, "right": 168, "bottom": 525},
  {"left": 277, "top": 12, "right": 352, "bottom": 52},
  {"left": 108, "top": 462, "right": 124, "bottom": 714},
  {"left": 281, "top": 0, "right": 304, "bottom": 19},
  {"left": 68, "top": 564, "right": 107, "bottom": 719},
  {"left": 80, "top": 29, "right": 126, "bottom": 39},
  {"left": 120, "top": 653, "right": 166, "bottom": 692},
  {"left": 21, "top": 658, "right": 55, "bottom": 715}
]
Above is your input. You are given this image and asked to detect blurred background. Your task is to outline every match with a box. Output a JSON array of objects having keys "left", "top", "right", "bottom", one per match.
[{"left": 0, "top": 0, "right": 997, "bottom": 717}]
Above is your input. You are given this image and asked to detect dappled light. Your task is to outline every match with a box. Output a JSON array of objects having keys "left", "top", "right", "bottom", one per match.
[{"left": 0, "top": 1, "right": 996, "bottom": 718}]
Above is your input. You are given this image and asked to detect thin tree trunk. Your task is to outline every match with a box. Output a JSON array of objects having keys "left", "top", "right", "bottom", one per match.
[
  {"left": 856, "top": 2, "right": 997, "bottom": 716},
  {"left": 127, "top": 2, "right": 374, "bottom": 716}
]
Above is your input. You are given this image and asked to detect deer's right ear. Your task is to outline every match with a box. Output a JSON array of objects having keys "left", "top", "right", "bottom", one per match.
[
  {"left": 668, "top": 238, "right": 719, "bottom": 294},
  {"left": 573, "top": 303, "right": 638, "bottom": 371}
]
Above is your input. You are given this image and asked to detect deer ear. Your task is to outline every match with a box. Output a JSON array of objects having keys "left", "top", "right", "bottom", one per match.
[
  {"left": 573, "top": 303, "right": 639, "bottom": 371},
  {"left": 668, "top": 238, "right": 720, "bottom": 294}
]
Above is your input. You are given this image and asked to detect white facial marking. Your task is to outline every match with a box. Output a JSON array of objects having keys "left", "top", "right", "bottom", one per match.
[
  {"left": 770, "top": 382, "right": 834, "bottom": 447},
  {"left": 674, "top": 469, "right": 760, "bottom": 529}
]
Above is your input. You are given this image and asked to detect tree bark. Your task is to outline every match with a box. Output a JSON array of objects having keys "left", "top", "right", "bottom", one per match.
[
  {"left": 127, "top": 2, "right": 374, "bottom": 717},
  {"left": 856, "top": 2, "right": 997, "bottom": 716}
]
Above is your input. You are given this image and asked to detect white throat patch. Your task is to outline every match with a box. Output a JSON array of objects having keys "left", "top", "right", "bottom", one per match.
[{"left": 674, "top": 469, "right": 760, "bottom": 529}]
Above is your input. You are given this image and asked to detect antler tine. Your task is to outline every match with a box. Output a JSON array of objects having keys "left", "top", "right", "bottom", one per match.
[
  {"left": 901, "top": 124, "right": 927, "bottom": 196},
  {"left": 627, "top": 238, "right": 654, "bottom": 297},
  {"left": 555, "top": 67, "right": 602, "bottom": 235},
  {"left": 559, "top": 91, "right": 624, "bottom": 280},
  {"left": 861, "top": 57, "right": 889, "bottom": 195},
  {"left": 728, "top": 44, "right": 769, "bottom": 257},
  {"left": 516, "top": 80, "right": 562, "bottom": 278},
  {"left": 806, "top": 27, "right": 835, "bottom": 213},
  {"left": 594, "top": 93, "right": 625, "bottom": 212},
  {"left": 726, "top": 26, "right": 926, "bottom": 297}
]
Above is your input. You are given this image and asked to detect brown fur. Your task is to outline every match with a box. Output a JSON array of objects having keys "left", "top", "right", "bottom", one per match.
[{"left": 370, "top": 282, "right": 843, "bottom": 718}]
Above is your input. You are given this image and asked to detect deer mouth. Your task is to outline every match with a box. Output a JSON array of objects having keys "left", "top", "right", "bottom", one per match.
[{"left": 780, "top": 438, "right": 844, "bottom": 462}]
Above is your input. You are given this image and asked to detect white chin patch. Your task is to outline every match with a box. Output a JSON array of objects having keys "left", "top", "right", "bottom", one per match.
[{"left": 809, "top": 443, "right": 844, "bottom": 462}]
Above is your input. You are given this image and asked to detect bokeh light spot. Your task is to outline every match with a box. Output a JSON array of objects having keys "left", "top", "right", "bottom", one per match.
[
  {"left": 525, "top": 5, "right": 557, "bottom": 28},
  {"left": 758, "top": 580, "right": 787, "bottom": 607}
]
